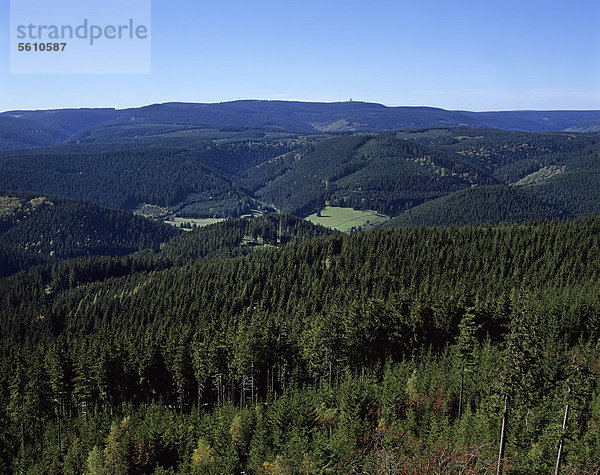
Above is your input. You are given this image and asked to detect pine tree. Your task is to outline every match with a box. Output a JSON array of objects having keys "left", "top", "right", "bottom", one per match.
[
  {"left": 25, "top": 348, "right": 51, "bottom": 454},
  {"left": 497, "top": 305, "right": 542, "bottom": 474},
  {"left": 104, "top": 417, "right": 131, "bottom": 475},
  {"left": 455, "top": 309, "right": 479, "bottom": 421},
  {"left": 45, "top": 341, "right": 68, "bottom": 454},
  {"left": 7, "top": 357, "right": 27, "bottom": 458},
  {"left": 192, "top": 332, "right": 215, "bottom": 418},
  {"left": 73, "top": 342, "right": 95, "bottom": 420}
]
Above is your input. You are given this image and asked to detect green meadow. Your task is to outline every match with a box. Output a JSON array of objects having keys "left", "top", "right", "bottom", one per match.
[{"left": 306, "top": 206, "right": 389, "bottom": 232}]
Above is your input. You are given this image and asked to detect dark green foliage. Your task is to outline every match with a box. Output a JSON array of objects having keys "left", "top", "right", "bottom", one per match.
[
  {"left": 383, "top": 128, "right": 600, "bottom": 226},
  {"left": 385, "top": 185, "right": 566, "bottom": 227},
  {"left": 250, "top": 135, "right": 490, "bottom": 216},
  {"left": 161, "top": 214, "right": 336, "bottom": 261},
  {"left": 0, "top": 191, "right": 177, "bottom": 276},
  {"left": 2, "top": 118, "right": 600, "bottom": 225},
  {"left": 4, "top": 107, "right": 600, "bottom": 472},
  {"left": 528, "top": 170, "right": 600, "bottom": 217},
  {"left": 397, "top": 127, "right": 600, "bottom": 183},
  {"left": 0, "top": 137, "right": 301, "bottom": 217},
  {"left": 0, "top": 116, "right": 66, "bottom": 150},
  {"left": 1, "top": 217, "right": 600, "bottom": 471},
  {"left": 0, "top": 146, "right": 239, "bottom": 210}
]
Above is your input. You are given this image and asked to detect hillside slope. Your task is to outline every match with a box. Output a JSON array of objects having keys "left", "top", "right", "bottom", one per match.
[
  {"left": 1, "top": 118, "right": 600, "bottom": 226},
  {"left": 0, "top": 191, "right": 178, "bottom": 276},
  {"left": 161, "top": 214, "right": 336, "bottom": 261},
  {"left": 0, "top": 116, "right": 66, "bottom": 150},
  {"left": 249, "top": 135, "right": 493, "bottom": 216},
  {"left": 385, "top": 185, "right": 566, "bottom": 227}
]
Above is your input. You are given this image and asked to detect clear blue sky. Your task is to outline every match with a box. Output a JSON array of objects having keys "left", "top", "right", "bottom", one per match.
[{"left": 1, "top": 0, "right": 599, "bottom": 112}]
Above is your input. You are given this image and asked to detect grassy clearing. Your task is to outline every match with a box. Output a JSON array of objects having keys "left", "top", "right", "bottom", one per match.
[
  {"left": 306, "top": 206, "right": 389, "bottom": 232},
  {"left": 239, "top": 209, "right": 265, "bottom": 219},
  {"left": 164, "top": 217, "right": 225, "bottom": 230}
]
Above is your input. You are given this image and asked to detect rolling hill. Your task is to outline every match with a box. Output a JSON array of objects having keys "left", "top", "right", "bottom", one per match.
[
  {"left": 161, "top": 214, "right": 336, "bottom": 261},
  {"left": 384, "top": 185, "right": 566, "bottom": 227},
  {"left": 0, "top": 191, "right": 178, "bottom": 276},
  {"left": 3, "top": 101, "right": 600, "bottom": 141},
  {"left": 0, "top": 116, "right": 66, "bottom": 150},
  {"left": 246, "top": 134, "right": 493, "bottom": 216},
  {"left": 2, "top": 103, "right": 600, "bottom": 227}
]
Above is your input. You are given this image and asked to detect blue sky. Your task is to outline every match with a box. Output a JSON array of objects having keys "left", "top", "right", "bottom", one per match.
[{"left": 1, "top": 0, "right": 599, "bottom": 111}]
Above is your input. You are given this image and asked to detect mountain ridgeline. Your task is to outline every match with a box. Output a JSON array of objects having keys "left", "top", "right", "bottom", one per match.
[
  {"left": 3, "top": 101, "right": 600, "bottom": 138},
  {"left": 1, "top": 103, "right": 600, "bottom": 226}
]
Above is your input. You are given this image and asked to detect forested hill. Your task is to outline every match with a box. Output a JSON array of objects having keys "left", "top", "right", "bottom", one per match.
[
  {"left": 1, "top": 217, "right": 600, "bottom": 472},
  {"left": 3, "top": 101, "right": 600, "bottom": 137},
  {"left": 246, "top": 134, "right": 490, "bottom": 216},
  {"left": 0, "top": 116, "right": 66, "bottom": 150},
  {"left": 0, "top": 191, "right": 178, "bottom": 276},
  {"left": 1, "top": 124, "right": 599, "bottom": 226},
  {"left": 161, "top": 214, "right": 336, "bottom": 261},
  {"left": 384, "top": 185, "right": 567, "bottom": 227}
]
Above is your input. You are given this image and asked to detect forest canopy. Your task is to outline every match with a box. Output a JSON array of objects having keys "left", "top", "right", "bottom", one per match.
[{"left": 1, "top": 217, "right": 600, "bottom": 472}]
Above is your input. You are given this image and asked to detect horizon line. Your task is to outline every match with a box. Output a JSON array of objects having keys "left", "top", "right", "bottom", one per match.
[{"left": 2, "top": 98, "right": 600, "bottom": 114}]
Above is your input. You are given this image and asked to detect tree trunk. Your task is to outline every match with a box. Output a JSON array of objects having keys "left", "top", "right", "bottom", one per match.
[
  {"left": 251, "top": 359, "right": 255, "bottom": 406},
  {"left": 56, "top": 405, "right": 62, "bottom": 454},
  {"left": 281, "top": 364, "right": 286, "bottom": 392},
  {"left": 177, "top": 386, "right": 183, "bottom": 415},
  {"left": 458, "top": 366, "right": 464, "bottom": 421},
  {"left": 497, "top": 394, "right": 509, "bottom": 475},
  {"left": 555, "top": 400, "right": 569, "bottom": 475},
  {"left": 197, "top": 378, "right": 203, "bottom": 419},
  {"left": 277, "top": 362, "right": 281, "bottom": 395}
]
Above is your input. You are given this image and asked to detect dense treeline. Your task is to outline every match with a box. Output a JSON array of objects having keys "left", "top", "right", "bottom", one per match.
[
  {"left": 1, "top": 218, "right": 600, "bottom": 472},
  {"left": 390, "top": 128, "right": 600, "bottom": 224},
  {"left": 250, "top": 135, "right": 491, "bottom": 216},
  {"left": 0, "top": 147, "right": 237, "bottom": 209},
  {"left": 0, "top": 116, "right": 66, "bottom": 150},
  {"left": 2, "top": 125, "right": 600, "bottom": 224},
  {"left": 528, "top": 170, "right": 600, "bottom": 218},
  {"left": 385, "top": 185, "right": 567, "bottom": 227},
  {"left": 0, "top": 191, "right": 177, "bottom": 277},
  {"left": 161, "top": 214, "right": 336, "bottom": 261},
  {"left": 0, "top": 138, "right": 298, "bottom": 216},
  {"left": 398, "top": 127, "right": 600, "bottom": 182},
  {"left": 246, "top": 135, "right": 373, "bottom": 215}
]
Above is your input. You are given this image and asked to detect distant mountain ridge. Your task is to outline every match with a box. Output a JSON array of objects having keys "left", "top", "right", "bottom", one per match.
[
  {"left": 2, "top": 103, "right": 600, "bottom": 231},
  {"left": 2, "top": 101, "right": 600, "bottom": 143}
]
